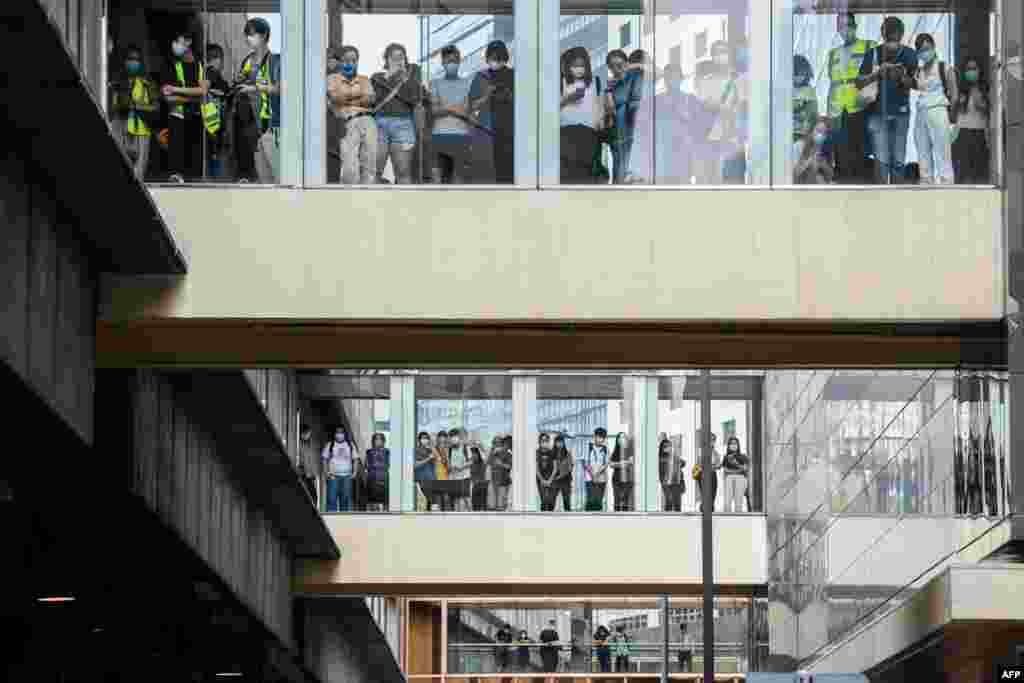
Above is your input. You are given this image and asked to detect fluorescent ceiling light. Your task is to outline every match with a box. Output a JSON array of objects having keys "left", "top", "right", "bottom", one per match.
[
  {"left": 36, "top": 596, "right": 75, "bottom": 603},
  {"left": 215, "top": 674, "right": 242, "bottom": 678}
]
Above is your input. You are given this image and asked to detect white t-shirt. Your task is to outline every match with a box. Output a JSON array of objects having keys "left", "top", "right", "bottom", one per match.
[{"left": 560, "top": 79, "right": 600, "bottom": 128}]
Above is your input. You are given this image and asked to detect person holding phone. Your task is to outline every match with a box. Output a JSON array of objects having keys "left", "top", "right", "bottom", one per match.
[
  {"left": 857, "top": 16, "right": 916, "bottom": 184},
  {"left": 372, "top": 43, "right": 424, "bottom": 184},
  {"left": 560, "top": 46, "right": 606, "bottom": 184},
  {"left": 469, "top": 40, "right": 515, "bottom": 183}
]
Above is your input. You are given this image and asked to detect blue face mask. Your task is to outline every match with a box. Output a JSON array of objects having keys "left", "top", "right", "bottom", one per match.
[
  {"left": 125, "top": 60, "right": 142, "bottom": 75},
  {"left": 918, "top": 48, "right": 936, "bottom": 64},
  {"left": 444, "top": 63, "right": 459, "bottom": 77},
  {"left": 813, "top": 133, "right": 828, "bottom": 146},
  {"left": 341, "top": 63, "right": 356, "bottom": 77},
  {"left": 735, "top": 48, "right": 751, "bottom": 70}
]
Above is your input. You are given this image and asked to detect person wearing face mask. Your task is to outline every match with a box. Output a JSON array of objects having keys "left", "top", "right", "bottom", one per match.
[
  {"left": 488, "top": 435, "right": 513, "bottom": 511},
  {"left": 693, "top": 431, "right": 722, "bottom": 513},
  {"left": 446, "top": 428, "right": 474, "bottom": 511},
  {"left": 536, "top": 433, "right": 557, "bottom": 511},
  {"left": 414, "top": 432, "right": 437, "bottom": 511},
  {"left": 321, "top": 426, "right": 358, "bottom": 512},
  {"left": 203, "top": 44, "right": 230, "bottom": 180},
  {"left": 161, "top": 32, "right": 209, "bottom": 183},
  {"left": 723, "top": 39, "right": 751, "bottom": 184},
  {"left": 604, "top": 49, "right": 635, "bottom": 184},
  {"left": 327, "top": 45, "right": 378, "bottom": 185},
  {"left": 721, "top": 436, "right": 750, "bottom": 513},
  {"left": 372, "top": 43, "right": 426, "bottom": 185},
  {"left": 953, "top": 58, "right": 991, "bottom": 184},
  {"left": 658, "top": 437, "right": 685, "bottom": 512},
  {"left": 430, "top": 45, "right": 475, "bottom": 184},
  {"left": 560, "top": 47, "right": 607, "bottom": 184},
  {"left": 233, "top": 18, "right": 281, "bottom": 183},
  {"left": 795, "top": 116, "right": 835, "bottom": 185},
  {"left": 694, "top": 41, "right": 738, "bottom": 185},
  {"left": 468, "top": 41, "right": 515, "bottom": 184},
  {"left": 110, "top": 45, "right": 158, "bottom": 182},
  {"left": 793, "top": 55, "right": 819, "bottom": 147},
  {"left": 583, "top": 428, "right": 610, "bottom": 511},
  {"left": 364, "top": 433, "right": 390, "bottom": 511},
  {"left": 857, "top": 16, "right": 917, "bottom": 184},
  {"left": 912, "top": 34, "right": 957, "bottom": 185},
  {"left": 827, "top": 13, "right": 876, "bottom": 184},
  {"left": 324, "top": 48, "right": 344, "bottom": 184},
  {"left": 609, "top": 432, "right": 635, "bottom": 512},
  {"left": 551, "top": 433, "right": 574, "bottom": 512}
]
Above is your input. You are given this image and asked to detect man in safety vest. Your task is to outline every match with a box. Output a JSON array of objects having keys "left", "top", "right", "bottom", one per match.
[
  {"left": 233, "top": 18, "right": 282, "bottom": 184},
  {"left": 160, "top": 31, "right": 209, "bottom": 183},
  {"left": 827, "top": 12, "right": 876, "bottom": 183},
  {"left": 110, "top": 45, "right": 158, "bottom": 182}
]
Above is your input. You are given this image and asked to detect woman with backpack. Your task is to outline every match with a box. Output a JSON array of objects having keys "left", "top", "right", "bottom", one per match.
[
  {"left": 321, "top": 426, "right": 358, "bottom": 512},
  {"left": 912, "top": 33, "right": 958, "bottom": 185}
]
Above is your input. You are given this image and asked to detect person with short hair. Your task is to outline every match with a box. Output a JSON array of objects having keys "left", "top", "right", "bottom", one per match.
[
  {"left": 110, "top": 44, "right": 158, "bottom": 182},
  {"left": 488, "top": 435, "right": 513, "bottom": 511},
  {"left": 203, "top": 43, "right": 230, "bottom": 179},
  {"left": 161, "top": 31, "right": 208, "bottom": 182},
  {"left": 536, "top": 433, "right": 557, "bottom": 511},
  {"left": 857, "top": 16, "right": 917, "bottom": 184},
  {"left": 495, "top": 623, "right": 514, "bottom": 672},
  {"left": 233, "top": 18, "right": 281, "bottom": 183},
  {"left": 469, "top": 40, "right": 515, "bottom": 183},
  {"left": 447, "top": 428, "right": 473, "bottom": 511},
  {"left": 321, "top": 426, "right": 357, "bottom": 512},
  {"left": 609, "top": 432, "right": 635, "bottom": 511},
  {"left": 827, "top": 12, "right": 876, "bottom": 183},
  {"left": 539, "top": 619, "right": 561, "bottom": 674},
  {"left": 584, "top": 428, "right": 610, "bottom": 511},
  {"left": 328, "top": 44, "right": 378, "bottom": 185},
  {"left": 611, "top": 624, "right": 632, "bottom": 672},
  {"left": 364, "top": 432, "right": 390, "bottom": 511},
  {"left": 431, "top": 45, "right": 475, "bottom": 184}
]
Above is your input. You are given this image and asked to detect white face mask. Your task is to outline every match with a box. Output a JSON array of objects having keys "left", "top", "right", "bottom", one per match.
[
  {"left": 246, "top": 34, "right": 263, "bottom": 48},
  {"left": 571, "top": 66, "right": 586, "bottom": 79},
  {"left": 172, "top": 42, "right": 187, "bottom": 58},
  {"left": 335, "top": 434, "right": 346, "bottom": 443}
]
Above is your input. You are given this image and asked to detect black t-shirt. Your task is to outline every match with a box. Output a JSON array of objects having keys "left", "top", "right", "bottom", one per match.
[
  {"left": 540, "top": 627, "right": 559, "bottom": 652},
  {"left": 162, "top": 59, "right": 203, "bottom": 117},
  {"left": 537, "top": 449, "right": 555, "bottom": 480},
  {"left": 471, "top": 67, "right": 514, "bottom": 135}
]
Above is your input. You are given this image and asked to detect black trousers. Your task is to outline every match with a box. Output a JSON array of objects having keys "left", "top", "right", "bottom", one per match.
[
  {"left": 471, "top": 480, "right": 488, "bottom": 511},
  {"left": 585, "top": 481, "right": 606, "bottom": 511},
  {"left": 551, "top": 477, "right": 572, "bottom": 511},
  {"left": 833, "top": 109, "right": 870, "bottom": 184},
  {"left": 234, "top": 116, "right": 262, "bottom": 181},
  {"left": 168, "top": 115, "right": 204, "bottom": 180},
  {"left": 953, "top": 128, "right": 990, "bottom": 184},
  {"left": 613, "top": 482, "right": 634, "bottom": 511},
  {"left": 697, "top": 472, "right": 718, "bottom": 512},
  {"left": 614, "top": 655, "right": 630, "bottom": 672},
  {"left": 560, "top": 124, "right": 598, "bottom": 184},
  {"left": 493, "top": 132, "right": 514, "bottom": 184},
  {"left": 662, "top": 483, "right": 684, "bottom": 511}
]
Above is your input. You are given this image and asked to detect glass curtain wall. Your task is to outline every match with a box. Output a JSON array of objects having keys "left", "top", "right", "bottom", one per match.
[
  {"left": 409, "top": 597, "right": 772, "bottom": 680},
  {"left": 105, "top": 0, "right": 284, "bottom": 184},
  {"left": 313, "top": 1, "right": 516, "bottom": 186},
  {"left": 775, "top": 1, "right": 1002, "bottom": 186},
  {"left": 764, "top": 370, "right": 1010, "bottom": 664}
]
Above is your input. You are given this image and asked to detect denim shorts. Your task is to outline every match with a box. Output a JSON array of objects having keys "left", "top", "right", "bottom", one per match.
[{"left": 375, "top": 114, "right": 416, "bottom": 149}]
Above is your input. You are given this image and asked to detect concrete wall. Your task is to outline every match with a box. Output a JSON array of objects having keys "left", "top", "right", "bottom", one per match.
[
  {"left": 296, "top": 514, "right": 767, "bottom": 592},
  {"left": 100, "top": 188, "right": 1004, "bottom": 322}
]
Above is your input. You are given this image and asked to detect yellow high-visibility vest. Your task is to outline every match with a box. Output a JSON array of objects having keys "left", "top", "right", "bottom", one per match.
[
  {"left": 173, "top": 61, "right": 205, "bottom": 117},
  {"left": 240, "top": 53, "right": 271, "bottom": 122},
  {"left": 828, "top": 39, "right": 877, "bottom": 117},
  {"left": 126, "top": 78, "right": 151, "bottom": 136}
]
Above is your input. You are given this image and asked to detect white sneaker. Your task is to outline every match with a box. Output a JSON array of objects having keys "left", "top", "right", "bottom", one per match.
[{"left": 168, "top": 173, "right": 185, "bottom": 184}]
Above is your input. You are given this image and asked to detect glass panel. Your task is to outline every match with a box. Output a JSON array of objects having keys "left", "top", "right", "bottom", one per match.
[
  {"left": 321, "top": 2, "right": 516, "bottom": 186},
  {"left": 107, "top": 0, "right": 284, "bottom": 184},
  {"left": 445, "top": 598, "right": 665, "bottom": 675},
  {"left": 415, "top": 375, "right": 513, "bottom": 511},
  {"left": 779, "top": 2, "right": 1000, "bottom": 186},
  {"left": 534, "top": 375, "right": 641, "bottom": 512},
  {"left": 556, "top": 0, "right": 761, "bottom": 186},
  {"left": 667, "top": 597, "right": 752, "bottom": 675},
  {"left": 655, "top": 373, "right": 701, "bottom": 512}
]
